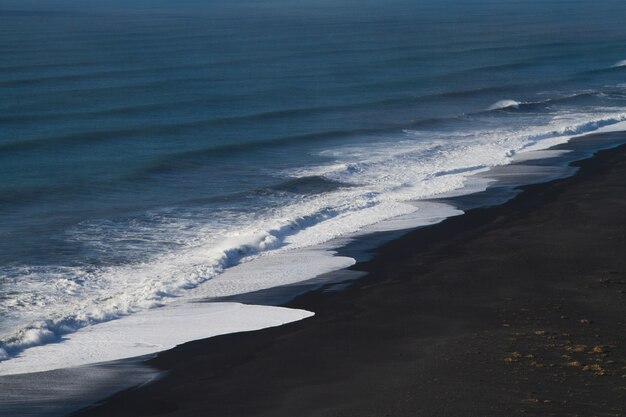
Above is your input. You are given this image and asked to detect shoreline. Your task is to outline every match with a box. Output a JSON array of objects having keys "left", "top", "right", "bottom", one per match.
[{"left": 74, "top": 132, "right": 626, "bottom": 416}]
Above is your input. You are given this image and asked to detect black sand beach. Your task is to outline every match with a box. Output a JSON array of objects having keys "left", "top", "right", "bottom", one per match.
[{"left": 75, "top": 136, "right": 626, "bottom": 417}]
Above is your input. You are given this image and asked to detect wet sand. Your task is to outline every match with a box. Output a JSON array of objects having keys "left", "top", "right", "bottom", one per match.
[{"left": 75, "top": 136, "right": 626, "bottom": 417}]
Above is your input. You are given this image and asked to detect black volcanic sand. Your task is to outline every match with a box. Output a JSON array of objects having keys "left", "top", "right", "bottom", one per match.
[{"left": 76, "top": 138, "right": 626, "bottom": 417}]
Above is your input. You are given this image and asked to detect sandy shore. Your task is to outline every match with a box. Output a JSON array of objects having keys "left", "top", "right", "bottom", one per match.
[{"left": 75, "top": 135, "right": 626, "bottom": 417}]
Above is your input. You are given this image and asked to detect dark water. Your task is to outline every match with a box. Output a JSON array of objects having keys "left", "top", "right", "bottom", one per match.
[{"left": 1, "top": 0, "right": 626, "bottom": 365}]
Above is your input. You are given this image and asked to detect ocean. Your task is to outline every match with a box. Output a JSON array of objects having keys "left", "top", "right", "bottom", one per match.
[{"left": 1, "top": 0, "right": 626, "bottom": 381}]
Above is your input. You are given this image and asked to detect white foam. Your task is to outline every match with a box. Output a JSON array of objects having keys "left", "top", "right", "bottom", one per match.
[
  {"left": 0, "top": 302, "right": 313, "bottom": 376},
  {"left": 487, "top": 99, "right": 521, "bottom": 110}
]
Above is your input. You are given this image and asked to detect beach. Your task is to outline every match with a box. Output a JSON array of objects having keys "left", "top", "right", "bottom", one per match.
[{"left": 74, "top": 133, "right": 626, "bottom": 417}]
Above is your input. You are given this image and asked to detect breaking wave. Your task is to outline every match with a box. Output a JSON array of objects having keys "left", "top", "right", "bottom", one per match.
[{"left": 487, "top": 99, "right": 522, "bottom": 110}]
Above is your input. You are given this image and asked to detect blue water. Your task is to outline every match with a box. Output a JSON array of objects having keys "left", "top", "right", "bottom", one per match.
[{"left": 1, "top": 0, "right": 626, "bottom": 362}]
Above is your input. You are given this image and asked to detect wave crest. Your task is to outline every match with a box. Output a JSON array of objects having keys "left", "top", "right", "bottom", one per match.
[{"left": 487, "top": 99, "right": 522, "bottom": 110}]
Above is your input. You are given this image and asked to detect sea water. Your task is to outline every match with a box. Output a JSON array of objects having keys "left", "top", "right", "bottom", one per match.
[{"left": 1, "top": 0, "right": 626, "bottom": 377}]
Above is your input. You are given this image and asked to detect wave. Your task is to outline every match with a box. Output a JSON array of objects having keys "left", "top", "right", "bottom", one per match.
[
  {"left": 487, "top": 99, "right": 522, "bottom": 110},
  {"left": 612, "top": 60, "right": 626, "bottom": 68},
  {"left": 576, "top": 62, "right": 626, "bottom": 77},
  {"left": 480, "top": 91, "right": 620, "bottom": 115}
]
